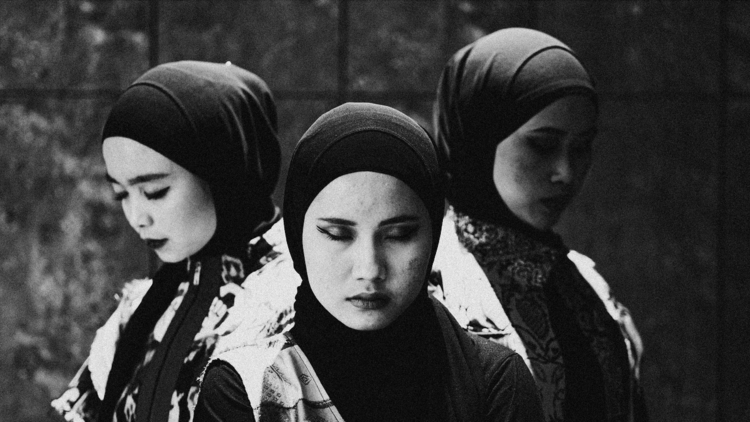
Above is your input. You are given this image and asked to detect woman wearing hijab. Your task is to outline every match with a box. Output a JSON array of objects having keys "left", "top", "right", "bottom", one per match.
[
  {"left": 50, "top": 61, "right": 299, "bottom": 421},
  {"left": 195, "top": 102, "right": 544, "bottom": 421},
  {"left": 430, "top": 28, "right": 647, "bottom": 422}
]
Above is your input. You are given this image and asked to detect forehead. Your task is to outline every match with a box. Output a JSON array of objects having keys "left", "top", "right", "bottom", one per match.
[
  {"left": 306, "top": 171, "right": 426, "bottom": 220},
  {"left": 102, "top": 136, "right": 176, "bottom": 179},
  {"left": 521, "top": 95, "right": 597, "bottom": 134}
]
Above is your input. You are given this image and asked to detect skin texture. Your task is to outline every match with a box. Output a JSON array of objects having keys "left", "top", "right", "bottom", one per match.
[
  {"left": 302, "top": 171, "right": 433, "bottom": 331},
  {"left": 493, "top": 95, "right": 598, "bottom": 231},
  {"left": 102, "top": 136, "right": 217, "bottom": 263}
]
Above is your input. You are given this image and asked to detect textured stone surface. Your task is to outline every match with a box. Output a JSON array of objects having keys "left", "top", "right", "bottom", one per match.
[
  {"left": 160, "top": 0, "right": 338, "bottom": 93},
  {"left": 0, "top": 0, "right": 149, "bottom": 91}
]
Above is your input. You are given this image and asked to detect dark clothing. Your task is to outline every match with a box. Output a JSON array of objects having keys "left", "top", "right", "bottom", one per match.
[
  {"left": 52, "top": 61, "right": 284, "bottom": 422},
  {"left": 195, "top": 102, "right": 543, "bottom": 421},
  {"left": 195, "top": 298, "right": 544, "bottom": 422},
  {"left": 281, "top": 103, "right": 450, "bottom": 421},
  {"left": 433, "top": 28, "right": 647, "bottom": 421},
  {"left": 450, "top": 209, "right": 645, "bottom": 422}
]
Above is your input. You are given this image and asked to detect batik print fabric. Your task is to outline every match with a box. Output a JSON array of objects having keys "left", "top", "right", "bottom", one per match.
[
  {"left": 429, "top": 214, "right": 531, "bottom": 369},
  {"left": 436, "top": 207, "right": 644, "bottom": 422},
  {"left": 206, "top": 334, "right": 344, "bottom": 422},
  {"left": 51, "top": 222, "right": 299, "bottom": 422}
]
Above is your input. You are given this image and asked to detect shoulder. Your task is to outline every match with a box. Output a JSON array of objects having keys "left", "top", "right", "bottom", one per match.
[
  {"left": 214, "top": 229, "right": 299, "bottom": 350},
  {"left": 432, "top": 298, "right": 519, "bottom": 376},
  {"left": 433, "top": 299, "right": 544, "bottom": 421},
  {"left": 465, "top": 331, "right": 544, "bottom": 421},
  {"left": 201, "top": 335, "right": 343, "bottom": 421},
  {"left": 567, "top": 250, "right": 645, "bottom": 378},
  {"left": 567, "top": 250, "right": 613, "bottom": 304},
  {"left": 87, "top": 278, "right": 153, "bottom": 399},
  {"left": 195, "top": 360, "right": 254, "bottom": 421},
  {"left": 242, "top": 219, "right": 299, "bottom": 308}
]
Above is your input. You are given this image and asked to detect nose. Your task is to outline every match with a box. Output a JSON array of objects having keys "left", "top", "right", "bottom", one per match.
[
  {"left": 550, "top": 152, "right": 574, "bottom": 185},
  {"left": 352, "top": 238, "right": 386, "bottom": 282},
  {"left": 124, "top": 200, "right": 153, "bottom": 231}
]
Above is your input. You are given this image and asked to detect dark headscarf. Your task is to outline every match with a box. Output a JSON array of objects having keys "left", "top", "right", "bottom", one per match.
[
  {"left": 285, "top": 103, "right": 449, "bottom": 421},
  {"left": 99, "top": 61, "right": 281, "bottom": 421},
  {"left": 433, "top": 27, "right": 597, "bottom": 235},
  {"left": 436, "top": 30, "right": 637, "bottom": 421}
]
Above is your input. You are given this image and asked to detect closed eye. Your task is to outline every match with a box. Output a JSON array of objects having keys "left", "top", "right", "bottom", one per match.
[
  {"left": 317, "top": 226, "right": 353, "bottom": 242},
  {"left": 382, "top": 224, "right": 419, "bottom": 242},
  {"left": 114, "top": 190, "right": 127, "bottom": 201},
  {"left": 527, "top": 136, "right": 560, "bottom": 153},
  {"left": 145, "top": 187, "right": 170, "bottom": 200}
]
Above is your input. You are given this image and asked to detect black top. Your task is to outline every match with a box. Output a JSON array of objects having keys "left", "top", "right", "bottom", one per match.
[
  {"left": 280, "top": 102, "right": 450, "bottom": 421},
  {"left": 98, "top": 61, "right": 281, "bottom": 421},
  {"left": 195, "top": 299, "right": 545, "bottom": 422}
]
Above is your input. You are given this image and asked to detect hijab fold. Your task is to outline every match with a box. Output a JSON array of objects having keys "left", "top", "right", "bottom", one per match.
[
  {"left": 284, "top": 103, "right": 448, "bottom": 421},
  {"left": 99, "top": 61, "right": 281, "bottom": 421},
  {"left": 433, "top": 27, "right": 596, "bottom": 236},
  {"left": 434, "top": 29, "right": 634, "bottom": 421}
]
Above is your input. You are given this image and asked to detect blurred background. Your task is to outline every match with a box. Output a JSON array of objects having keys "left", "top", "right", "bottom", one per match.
[{"left": 1, "top": 1, "right": 748, "bottom": 421}]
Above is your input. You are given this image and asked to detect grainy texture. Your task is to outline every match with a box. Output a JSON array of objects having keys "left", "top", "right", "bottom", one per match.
[{"left": 0, "top": 1, "right": 744, "bottom": 421}]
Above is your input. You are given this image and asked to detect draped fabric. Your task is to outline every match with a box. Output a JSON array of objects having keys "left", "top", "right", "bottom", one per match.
[
  {"left": 52, "top": 61, "right": 289, "bottom": 422},
  {"left": 433, "top": 27, "right": 596, "bottom": 235},
  {"left": 432, "top": 28, "right": 646, "bottom": 421},
  {"left": 202, "top": 297, "right": 544, "bottom": 422},
  {"left": 193, "top": 102, "right": 545, "bottom": 421},
  {"left": 51, "top": 223, "right": 297, "bottom": 422},
  {"left": 451, "top": 208, "right": 635, "bottom": 422},
  {"left": 282, "top": 102, "right": 449, "bottom": 422}
]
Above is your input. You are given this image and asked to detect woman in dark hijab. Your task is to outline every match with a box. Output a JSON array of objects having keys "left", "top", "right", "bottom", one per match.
[
  {"left": 195, "top": 102, "right": 544, "bottom": 422},
  {"left": 431, "top": 28, "right": 647, "bottom": 422},
  {"left": 51, "top": 61, "right": 299, "bottom": 421}
]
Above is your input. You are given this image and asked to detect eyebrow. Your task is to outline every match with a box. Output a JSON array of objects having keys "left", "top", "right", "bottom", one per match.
[
  {"left": 105, "top": 172, "right": 170, "bottom": 186},
  {"left": 317, "top": 215, "right": 421, "bottom": 227}
]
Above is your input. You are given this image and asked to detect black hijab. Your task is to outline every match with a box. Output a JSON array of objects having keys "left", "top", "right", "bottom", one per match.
[
  {"left": 284, "top": 103, "right": 448, "bottom": 421},
  {"left": 435, "top": 30, "right": 635, "bottom": 421},
  {"left": 433, "top": 27, "right": 597, "bottom": 237},
  {"left": 98, "top": 61, "right": 280, "bottom": 421}
]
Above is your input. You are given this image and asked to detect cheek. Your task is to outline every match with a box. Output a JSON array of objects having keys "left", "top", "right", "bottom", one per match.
[
  {"left": 176, "top": 187, "right": 216, "bottom": 241},
  {"left": 495, "top": 151, "right": 540, "bottom": 202},
  {"left": 394, "top": 243, "right": 431, "bottom": 287},
  {"left": 512, "top": 152, "right": 549, "bottom": 185},
  {"left": 302, "top": 230, "right": 342, "bottom": 292}
]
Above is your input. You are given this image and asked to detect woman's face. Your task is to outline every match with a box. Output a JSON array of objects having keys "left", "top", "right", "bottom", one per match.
[
  {"left": 102, "top": 136, "right": 217, "bottom": 263},
  {"left": 302, "top": 171, "right": 433, "bottom": 331},
  {"left": 493, "top": 95, "right": 597, "bottom": 231}
]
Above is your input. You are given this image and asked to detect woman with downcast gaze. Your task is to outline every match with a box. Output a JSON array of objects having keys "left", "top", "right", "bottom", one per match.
[
  {"left": 51, "top": 61, "right": 299, "bottom": 421},
  {"left": 195, "top": 102, "right": 544, "bottom": 421},
  {"left": 430, "top": 28, "right": 648, "bottom": 422}
]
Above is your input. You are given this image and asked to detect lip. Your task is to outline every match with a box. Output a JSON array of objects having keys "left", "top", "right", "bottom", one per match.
[
  {"left": 347, "top": 292, "right": 390, "bottom": 310},
  {"left": 144, "top": 238, "right": 167, "bottom": 250},
  {"left": 540, "top": 194, "right": 573, "bottom": 214}
]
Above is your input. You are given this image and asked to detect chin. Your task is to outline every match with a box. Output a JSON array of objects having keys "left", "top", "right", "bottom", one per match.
[
  {"left": 341, "top": 314, "right": 393, "bottom": 331},
  {"left": 529, "top": 213, "right": 561, "bottom": 231},
  {"left": 154, "top": 251, "right": 181, "bottom": 263}
]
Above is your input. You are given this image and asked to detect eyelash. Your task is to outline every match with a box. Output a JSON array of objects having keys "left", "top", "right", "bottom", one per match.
[
  {"left": 113, "top": 187, "right": 170, "bottom": 202},
  {"left": 385, "top": 226, "right": 418, "bottom": 241},
  {"left": 316, "top": 225, "right": 419, "bottom": 243},
  {"left": 317, "top": 226, "right": 352, "bottom": 241}
]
